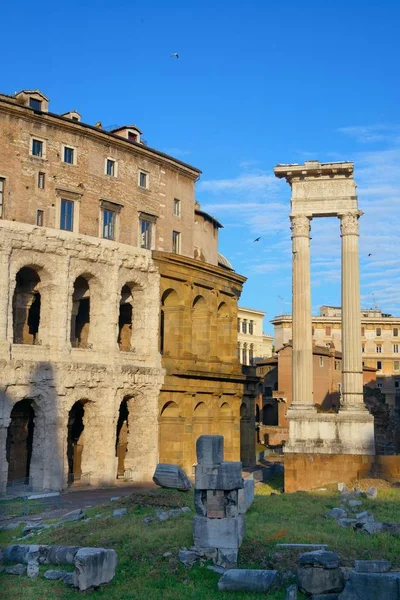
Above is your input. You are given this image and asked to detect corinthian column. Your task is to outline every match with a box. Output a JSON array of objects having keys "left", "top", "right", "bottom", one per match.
[
  {"left": 340, "top": 211, "right": 365, "bottom": 411},
  {"left": 290, "top": 214, "right": 315, "bottom": 410}
]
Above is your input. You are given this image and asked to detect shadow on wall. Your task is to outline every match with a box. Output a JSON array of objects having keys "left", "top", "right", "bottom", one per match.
[{"left": 3, "top": 362, "right": 63, "bottom": 495}]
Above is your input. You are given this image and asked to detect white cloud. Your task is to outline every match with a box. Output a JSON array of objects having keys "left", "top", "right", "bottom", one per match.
[{"left": 338, "top": 124, "right": 400, "bottom": 144}]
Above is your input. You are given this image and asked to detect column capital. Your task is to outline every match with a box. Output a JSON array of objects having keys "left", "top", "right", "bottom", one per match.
[
  {"left": 290, "top": 214, "right": 311, "bottom": 238},
  {"left": 339, "top": 211, "right": 363, "bottom": 236}
]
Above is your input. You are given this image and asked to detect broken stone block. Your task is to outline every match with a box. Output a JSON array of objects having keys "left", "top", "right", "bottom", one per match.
[
  {"left": 285, "top": 583, "right": 298, "bottom": 599},
  {"left": 27, "top": 560, "right": 39, "bottom": 579},
  {"left": 382, "top": 522, "right": 400, "bottom": 535},
  {"left": 297, "top": 566, "right": 344, "bottom": 596},
  {"left": 73, "top": 547, "right": 117, "bottom": 591},
  {"left": 195, "top": 462, "right": 243, "bottom": 491},
  {"left": 217, "top": 569, "right": 281, "bottom": 592},
  {"left": 178, "top": 549, "right": 200, "bottom": 566},
  {"left": 153, "top": 463, "right": 192, "bottom": 490},
  {"left": 238, "top": 479, "right": 255, "bottom": 514},
  {"left": 216, "top": 547, "right": 238, "bottom": 569},
  {"left": 43, "top": 546, "right": 80, "bottom": 565},
  {"left": 206, "top": 490, "right": 225, "bottom": 518},
  {"left": 112, "top": 508, "right": 127, "bottom": 518},
  {"left": 338, "top": 571, "right": 400, "bottom": 600},
  {"left": 225, "top": 490, "right": 239, "bottom": 518},
  {"left": 355, "top": 559, "right": 392, "bottom": 573},
  {"left": 155, "top": 509, "right": 169, "bottom": 522},
  {"left": 5, "top": 563, "right": 27, "bottom": 575},
  {"left": 196, "top": 435, "right": 224, "bottom": 466},
  {"left": 193, "top": 515, "right": 245, "bottom": 549},
  {"left": 359, "top": 521, "right": 383, "bottom": 535},
  {"left": 347, "top": 499, "right": 363, "bottom": 508},
  {"left": 325, "top": 508, "right": 347, "bottom": 519},
  {"left": 366, "top": 487, "right": 378, "bottom": 499},
  {"left": 337, "top": 518, "right": 358, "bottom": 528},
  {"left": 181, "top": 506, "right": 191, "bottom": 514},
  {"left": 44, "top": 569, "right": 71, "bottom": 580},
  {"left": 299, "top": 551, "right": 340, "bottom": 569},
  {"left": 60, "top": 509, "right": 85, "bottom": 522}
]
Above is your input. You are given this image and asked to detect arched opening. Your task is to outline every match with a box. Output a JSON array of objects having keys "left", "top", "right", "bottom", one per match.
[
  {"left": 12, "top": 267, "right": 41, "bottom": 344},
  {"left": 71, "top": 276, "right": 91, "bottom": 348},
  {"left": 159, "top": 400, "right": 185, "bottom": 466},
  {"left": 192, "top": 295, "right": 210, "bottom": 357},
  {"left": 118, "top": 285, "right": 133, "bottom": 351},
  {"left": 219, "top": 401, "right": 233, "bottom": 460},
  {"left": 6, "top": 400, "right": 35, "bottom": 484},
  {"left": 193, "top": 400, "right": 211, "bottom": 462},
  {"left": 67, "top": 401, "right": 85, "bottom": 484},
  {"left": 116, "top": 398, "right": 129, "bottom": 477},
  {"left": 217, "top": 302, "right": 232, "bottom": 360},
  {"left": 160, "top": 289, "right": 182, "bottom": 356},
  {"left": 262, "top": 402, "right": 278, "bottom": 426},
  {"left": 255, "top": 404, "right": 260, "bottom": 423}
]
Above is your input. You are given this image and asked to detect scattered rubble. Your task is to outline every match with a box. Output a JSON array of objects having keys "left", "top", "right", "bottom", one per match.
[{"left": 153, "top": 463, "right": 192, "bottom": 491}]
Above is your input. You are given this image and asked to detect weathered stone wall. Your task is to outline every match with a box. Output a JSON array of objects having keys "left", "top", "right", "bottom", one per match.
[
  {"left": 154, "top": 252, "right": 256, "bottom": 473},
  {"left": 0, "top": 221, "right": 164, "bottom": 493},
  {"left": 284, "top": 453, "right": 400, "bottom": 492}
]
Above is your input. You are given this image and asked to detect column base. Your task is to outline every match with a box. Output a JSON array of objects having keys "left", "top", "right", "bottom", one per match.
[{"left": 284, "top": 410, "right": 375, "bottom": 455}]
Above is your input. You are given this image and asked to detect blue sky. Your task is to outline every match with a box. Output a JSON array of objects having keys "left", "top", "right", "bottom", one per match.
[{"left": 2, "top": 1, "right": 400, "bottom": 333}]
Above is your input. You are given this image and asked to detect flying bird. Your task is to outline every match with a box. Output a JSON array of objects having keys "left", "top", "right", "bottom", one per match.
[
  {"left": 171, "top": 53, "right": 179, "bottom": 59},
  {"left": 253, "top": 237, "right": 261, "bottom": 242},
  {"left": 368, "top": 253, "right": 372, "bottom": 257}
]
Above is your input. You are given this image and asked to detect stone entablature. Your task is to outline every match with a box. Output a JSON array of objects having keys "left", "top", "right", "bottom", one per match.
[{"left": 0, "top": 220, "right": 164, "bottom": 493}]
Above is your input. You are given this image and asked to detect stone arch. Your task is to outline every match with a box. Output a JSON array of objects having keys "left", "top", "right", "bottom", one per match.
[
  {"left": 67, "top": 400, "right": 88, "bottom": 484},
  {"left": 12, "top": 267, "right": 42, "bottom": 344},
  {"left": 216, "top": 301, "right": 233, "bottom": 361},
  {"left": 6, "top": 399, "right": 35, "bottom": 484},
  {"left": 70, "top": 276, "right": 91, "bottom": 348},
  {"left": 192, "top": 399, "right": 211, "bottom": 463},
  {"left": 192, "top": 295, "right": 210, "bottom": 357},
  {"left": 218, "top": 400, "right": 234, "bottom": 460},
  {"left": 159, "top": 398, "right": 185, "bottom": 467},
  {"left": 115, "top": 398, "right": 129, "bottom": 477},
  {"left": 118, "top": 284, "right": 134, "bottom": 351},
  {"left": 160, "top": 288, "right": 183, "bottom": 356}
]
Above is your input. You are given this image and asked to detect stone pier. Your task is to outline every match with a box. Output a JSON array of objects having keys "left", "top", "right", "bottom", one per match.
[{"left": 274, "top": 161, "right": 375, "bottom": 458}]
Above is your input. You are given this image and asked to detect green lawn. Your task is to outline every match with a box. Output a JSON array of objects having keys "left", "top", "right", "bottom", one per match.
[{"left": 1, "top": 478, "right": 399, "bottom": 600}]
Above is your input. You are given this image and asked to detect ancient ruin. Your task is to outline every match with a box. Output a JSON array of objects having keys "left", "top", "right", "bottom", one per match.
[{"left": 274, "top": 161, "right": 375, "bottom": 457}]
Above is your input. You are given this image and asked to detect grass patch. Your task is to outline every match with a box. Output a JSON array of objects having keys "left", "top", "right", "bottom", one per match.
[{"left": 1, "top": 478, "right": 399, "bottom": 599}]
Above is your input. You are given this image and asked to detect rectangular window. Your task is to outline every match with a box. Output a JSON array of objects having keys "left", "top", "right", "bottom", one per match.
[
  {"left": 63, "top": 146, "right": 74, "bottom": 164},
  {"left": 32, "top": 139, "right": 43, "bottom": 157},
  {"left": 60, "top": 199, "right": 74, "bottom": 231},
  {"left": 249, "top": 320, "right": 254, "bottom": 335},
  {"left": 394, "top": 328, "right": 399, "bottom": 337},
  {"left": 335, "top": 360, "right": 340, "bottom": 370},
  {"left": 376, "top": 344, "right": 382, "bottom": 353},
  {"left": 102, "top": 209, "right": 115, "bottom": 240},
  {"left": 242, "top": 346, "right": 247, "bottom": 364},
  {"left": 394, "top": 361, "right": 400, "bottom": 372},
  {"left": 319, "top": 356, "right": 324, "bottom": 367},
  {"left": 237, "top": 344, "right": 240, "bottom": 361},
  {"left": 106, "top": 159, "right": 115, "bottom": 177},
  {"left": 377, "top": 381, "right": 383, "bottom": 388},
  {"left": 29, "top": 97, "right": 42, "bottom": 111},
  {"left": 361, "top": 327, "right": 365, "bottom": 336},
  {"left": 38, "top": 172, "right": 45, "bottom": 189},
  {"left": 172, "top": 230, "right": 181, "bottom": 253},
  {"left": 173, "top": 198, "right": 181, "bottom": 216},
  {"left": 376, "top": 327, "right": 382, "bottom": 336},
  {"left": 395, "top": 379, "right": 400, "bottom": 387},
  {"left": 139, "top": 171, "right": 148, "bottom": 189},
  {"left": 0, "top": 178, "right": 4, "bottom": 218},
  {"left": 394, "top": 344, "right": 399, "bottom": 354},
  {"left": 377, "top": 360, "right": 382, "bottom": 370},
  {"left": 140, "top": 219, "right": 152, "bottom": 249},
  {"left": 128, "top": 131, "right": 138, "bottom": 142},
  {"left": 242, "top": 320, "right": 247, "bottom": 334},
  {"left": 36, "top": 209, "right": 44, "bottom": 226},
  {"left": 237, "top": 319, "right": 240, "bottom": 332},
  {"left": 362, "top": 344, "right": 365, "bottom": 353},
  {"left": 325, "top": 326, "right": 331, "bottom": 336}
]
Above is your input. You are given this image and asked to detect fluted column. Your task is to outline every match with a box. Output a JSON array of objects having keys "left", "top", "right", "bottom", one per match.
[
  {"left": 290, "top": 215, "right": 315, "bottom": 410},
  {"left": 340, "top": 212, "right": 365, "bottom": 411}
]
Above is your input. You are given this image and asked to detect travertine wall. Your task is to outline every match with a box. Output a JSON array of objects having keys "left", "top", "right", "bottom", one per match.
[{"left": 0, "top": 220, "right": 164, "bottom": 493}]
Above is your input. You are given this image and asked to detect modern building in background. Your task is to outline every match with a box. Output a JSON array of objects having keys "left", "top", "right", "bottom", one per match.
[
  {"left": 0, "top": 88, "right": 256, "bottom": 494},
  {"left": 237, "top": 307, "right": 273, "bottom": 365},
  {"left": 271, "top": 305, "right": 400, "bottom": 408}
]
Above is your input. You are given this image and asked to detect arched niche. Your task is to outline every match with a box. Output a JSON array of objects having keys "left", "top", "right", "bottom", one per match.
[
  {"left": 160, "top": 288, "right": 183, "bottom": 356},
  {"left": 12, "top": 267, "right": 41, "bottom": 344}
]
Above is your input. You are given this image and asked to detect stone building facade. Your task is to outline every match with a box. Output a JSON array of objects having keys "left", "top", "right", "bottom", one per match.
[
  {"left": 0, "top": 89, "right": 253, "bottom": 493},
  {"left": 272, "top": 305, "right": 400, "bottom": 408},
  {"left": 237, "top": 307, "right": 273, "bottom": 365}
]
